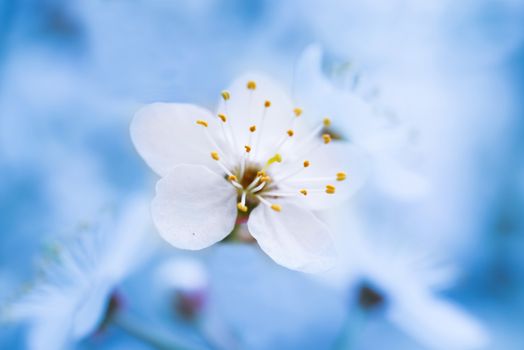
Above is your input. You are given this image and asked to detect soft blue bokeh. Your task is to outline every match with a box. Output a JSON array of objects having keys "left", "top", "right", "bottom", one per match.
[{"left": 1, "top": 0, "right": 523, "bottom": 349}]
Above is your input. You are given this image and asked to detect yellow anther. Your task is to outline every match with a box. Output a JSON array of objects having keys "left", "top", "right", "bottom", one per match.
[
  {"left": 211, "top": 151, "right": 220, "bottom": 161},
  {"left": 323, "top": 117, "right": 331, "bottom": 127},
  {"left": 287, "top": 129, "right": 294, "bottom": 137},
  {"left": 299, "top": 189, "right": 308, "bottom": 196},
  {"left": 237, "top": 203, "right": 248, "bottom": 212},
  {"left": 196, "top": 120, "right": 208, "bottom": 127},
  {"left": 293, "top": 107, "right": 303, "bottom": 117},
  {"left": 249, "top": 125, "right": 257, "bottom": 132},
  {"left": 244, "top": 145, "right": 252, "bottom": 153},
  {"left": 336, "top": 172, "right": 347, "bottom": 181},
  {"left": 228, "top": 175, "right": 237, "bottom": 182},
  {"left": 325, "top": 185, "right": 336, "bottom": 194},
  {"left": 266, "top": 153, "right": 282, "bottom": 166},
  {"left": 303, "top": 160, "right": 310, "bottom": 168},
  {"left": 218, "top": 114, "right": 227, "bottom": 122},
  {"left": 270, "top": 204, "right": 282, "bottom": 212},
  {"left": 257, "top": 170, "right": 266, "bottom": 177},
  {"left": 221, "top": 90, "right": 230, "bottom": 100},
  {"left": 322, "top": 134, "right": 332, "bottom": 144},
  {"left": 247, "top": 80, "right": 257, "bottom": 90},
  {"left": 264, "top": 100, "right": 271, "bottom": 108},
  {"left": 261, "top": 176, "right": 271, "bottom": 182}
]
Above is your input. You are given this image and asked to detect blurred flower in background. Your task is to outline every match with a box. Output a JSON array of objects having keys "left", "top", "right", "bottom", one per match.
[{"left": 1, "top": 0, "right": 524, "bottom": 349}]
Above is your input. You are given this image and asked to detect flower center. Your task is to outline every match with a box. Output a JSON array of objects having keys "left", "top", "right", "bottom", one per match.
[{"left": 196, "top": 79, "right": 348, "bottom": 213}]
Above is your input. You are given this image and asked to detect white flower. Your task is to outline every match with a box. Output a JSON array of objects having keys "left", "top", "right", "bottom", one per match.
[
  {"left": 6, "top": 198, "right": 152, "bottom": 350},
  {"left": 332, "top": 225, "right": 488, "bottom": 350},
  {"left": 130, "top": 73, "right": 367, "bottom": 272},
  {"left": 295, "top": 44, "right": 429, "bottom": 200}
]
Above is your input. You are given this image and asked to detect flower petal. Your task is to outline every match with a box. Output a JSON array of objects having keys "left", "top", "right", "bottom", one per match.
[
  {"left": 131, "top": 103, "right": 226, "bottom": 177},
  {"left": 247, "top": 202, "right": 336, "bottom": 273},
  {"left": 152, "top": 164, "right": 237, "bottom": 250},
  {"left": 278, "top": 141, "right": 369, "bottom": 210}
]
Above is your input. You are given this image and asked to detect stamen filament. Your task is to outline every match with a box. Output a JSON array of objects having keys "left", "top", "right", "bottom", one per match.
[
  {"left": 237, "top": 191, "right": 248, "bottom": 212},
  {"left": 253, "top": 100, "right": 271, "bottom": 159},
  {"left": 256, "top": 195, "right": 281, "bottom": 212},
  {"left": 246, "top": 175, "right": 262, "bottom": 191},
  {"left": 250, "top": 181, "right": 267, "bottom": 193}
]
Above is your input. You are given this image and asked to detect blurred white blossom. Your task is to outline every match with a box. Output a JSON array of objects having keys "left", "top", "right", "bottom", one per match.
[
  {"left": 295, "top": 44, "right": 429, "bottom": 200},
  {"left": 5, "top": 198, "right": 152, "bottom": 350}
]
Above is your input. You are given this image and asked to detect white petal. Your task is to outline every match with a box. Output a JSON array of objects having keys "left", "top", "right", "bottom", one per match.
[
  {"left": 247, "top": 202, "right": 336, "bottom": 273},
  {"left": 216, "top": 73, "right": 305, "bottom": 163},
  {"left": 388, "top": 295, "right": 489, "bottom": 350},
  {"left": 279, "top": 141, "right": 369, "bottom": 210},
  {"left": 151, "top": 164, "right": 237, "bottom": 250},
  {"left": 131, "top": 103, "right": 226, "bottom": 177}
]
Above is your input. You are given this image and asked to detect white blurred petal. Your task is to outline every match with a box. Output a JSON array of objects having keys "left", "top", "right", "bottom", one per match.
[{"left": 388, "top": 295, "right": 489, "bottom": 350}]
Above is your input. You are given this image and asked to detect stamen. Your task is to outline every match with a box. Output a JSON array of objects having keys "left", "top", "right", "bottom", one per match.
[
  {"left": 249, "top": 125, "right": 256, "bottom": 132},
  {"left": 210, "top": 152, "right": 240, "bottom": 187},
  {"left": 336, "top": 172, "right": 347, "bottom": 181},
  {"left": 300, "top": 189, "right": 308, "bottom": 196},
  {"left": 272, "top": 159, "right": 311, "bottom": 184},
  {"left": 256, "top": 195, "right": 281, "bottom": 212},
  {"left": 196, "top": 120, "right": 208, "bottom": 127},
  {"left": 325, "top": 185, "right": 336, "bottom": 194},
  {"left": 260, "top": 175, "right": 271, "bottom": 182},
  {"left": 286, "top": 120, "right": 327, "bottom": 160},
  {"left": 244, "top": 145, "right": 252, "bottom": 153},
  {"left": 218, "top": 112, "right": 239, "bottom": 157},
  {"left": 237, "top": 191, "right": 248, "bottom": 212},
  {"left": 247, "top": 81, "right": 257, "bottom": 90},
  {"left": 264, "top": 100, "right": 271, "bottom": 108},
  {"left": 258, "top": 108, "right": 302, "bottom": 161},
  {"left": 323, "top": 117, "right": 331, "bottom": 127},
  {"left": 221, "top": 90, "right": 231, "bottom": 101},
  {"left": 322, "top": 134, "right": 332, "bottom": 144},
  {"left": 246, "top": 174, "right": 262, "bottom": 190}
]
